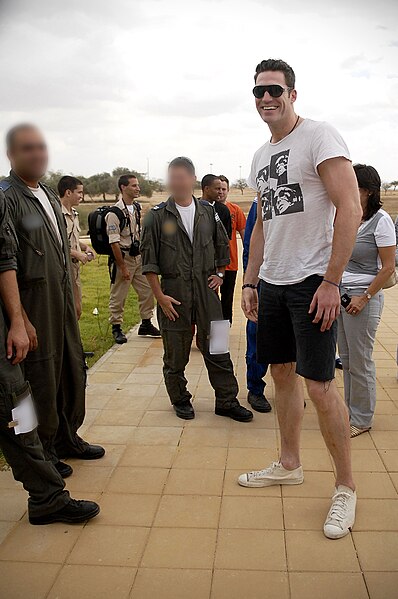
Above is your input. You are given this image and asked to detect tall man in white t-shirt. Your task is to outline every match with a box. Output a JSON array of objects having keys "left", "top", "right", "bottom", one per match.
[{"left": 240, "top": 59, "right": 362, "bottom": 539}]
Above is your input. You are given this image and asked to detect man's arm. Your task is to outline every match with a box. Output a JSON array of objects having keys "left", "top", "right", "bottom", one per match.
[
  {"left": 242, "top": 194, "right": 265, "bottom": 322},
  {"left": 110, "top": 243, "right": 130, "bottom": 280},
  {"left": 242, "top": 200, "right": 257, "bottom": 272},
  {"left": 106, "top": 212, "right": 130, "bottom": 280},
  {"left": 140, "top": 209, "right": 181, "bottom": 320},
  {"left": 309, "top": 157, "right": 362, "bottom": 331},
  {"left": 70, "top": 248, "right": 88, "bottom": 264},
  {"left": 145, "top": 272, "right": 181, "bottom": 321},
  {"left": 0, "top": 270, "right": 29, "bottom": 364},
  {"left": 236, "top": 206, "right": 246, "bottom": 241}
]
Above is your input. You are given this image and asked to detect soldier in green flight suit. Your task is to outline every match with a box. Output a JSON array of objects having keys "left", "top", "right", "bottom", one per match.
[
  {"left": 0, "top": 124, "right": 105, "bottom": 479},
  {"left": 0, "top": 188, "right": 100, "bottom": 525},
  {"left": 140, "top": 156, "right": 253, "bottom": 422}
]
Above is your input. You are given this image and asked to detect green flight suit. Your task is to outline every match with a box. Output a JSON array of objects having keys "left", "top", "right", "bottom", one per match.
[
  {"left": 140, "top": 197, "right": 239, "bottom": 409},
  {"left": 0, "top": 171, "right": 88, "bottom": 464},
  {"left": 0, "top": 189, "right": 69, "bottom": 517}
]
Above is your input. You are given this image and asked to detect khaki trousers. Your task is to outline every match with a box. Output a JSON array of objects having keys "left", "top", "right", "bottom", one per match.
[
  {"left": 71, "top": 261, "right": 82, "bottom": 303},
  {"left": 109, "top": 253, "right": 154, "bottom": 325}
]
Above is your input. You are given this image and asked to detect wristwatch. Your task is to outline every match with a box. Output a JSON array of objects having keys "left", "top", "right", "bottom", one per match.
[
  {"left": 364, "top": 292, "right": 372, "bottom": 301},
  {"left": 216, "top": 272, "right": 224, "bottom": 279}
]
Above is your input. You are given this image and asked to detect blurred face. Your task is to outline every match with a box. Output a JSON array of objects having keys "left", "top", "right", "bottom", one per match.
[
  {"left": 65, "top": 184, "right": 84, "bottom": 207},
  {"left": 122, "top": 177, "right": 140, "bottom": 200},
  {"left": 254, "top": 71, "right": 296, "bottom": 127},
  {"left": 219, "top": 181, "right": 229, "bottom": 203},
  {"left": 8, "top": 127, "right": 48, "bottom": 181},
  {"left": 205, "top": 178, "right": 222, "bottom": 202},
  {"left": 168, "top": 166, "right": 196, "bottom": 199}
]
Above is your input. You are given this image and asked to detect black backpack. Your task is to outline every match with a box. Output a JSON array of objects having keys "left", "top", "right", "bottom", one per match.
[{"left": 88, "top": 206, "right": 127, "bottom": 256}]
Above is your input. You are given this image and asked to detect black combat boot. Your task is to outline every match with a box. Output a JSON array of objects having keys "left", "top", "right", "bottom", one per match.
[
  {"left": 54, "top": 461, "right": 73, "bottom": 478},
  {"left": 29, "top": 498, "right": 100, "bottom": 525},
  {"left": 247, "top": 391, "right": 272, "bottom": 413},
  {"left": 138, "top": 319, "right": 161, "bottom": 338},
  {"left": 173, "top": 400, "right": 195, "bottom": 420},
  {"left": 215, "top": 401, "right": 253, "bottom": 422},
  {"left": 112, "top": 324, "right": 127, "bottom": 344}
]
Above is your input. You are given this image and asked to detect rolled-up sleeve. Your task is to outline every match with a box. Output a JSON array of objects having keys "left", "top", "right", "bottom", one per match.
[
  {"left": 0, "top": 190, "right": 18, "bottom": 273},
  {"left": 105, "top": 211, "right": 121, "bottom": 244},
  {"left": 140, "top": 210, "right": 161, "bottom": 275}
]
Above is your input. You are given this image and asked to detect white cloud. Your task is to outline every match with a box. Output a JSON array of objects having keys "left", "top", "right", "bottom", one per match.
[{"left": 0, "top": 0, "right": 397, "bottom": 181}]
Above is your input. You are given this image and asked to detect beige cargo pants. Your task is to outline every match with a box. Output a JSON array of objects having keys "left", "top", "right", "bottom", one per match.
[{"left": 109, "top": 253, "right": 154, "bottom": 325}]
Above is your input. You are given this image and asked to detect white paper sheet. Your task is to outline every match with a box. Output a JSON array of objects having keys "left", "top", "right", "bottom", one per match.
[
  {"left": 209, "top": 320, "right": 230, "bottom": 355},
  {"left": 11, "top": 394, "right": 38, "bottom": 435}
]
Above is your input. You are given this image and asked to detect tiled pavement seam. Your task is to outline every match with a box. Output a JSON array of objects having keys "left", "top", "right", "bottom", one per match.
[{"left": 0, "top": 284, "right": 397, "bottom": 598}]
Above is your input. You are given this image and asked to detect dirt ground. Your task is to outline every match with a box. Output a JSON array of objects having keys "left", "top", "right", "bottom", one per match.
[{"left": 86, "top": 188, "right": 398, "bottom": 221}]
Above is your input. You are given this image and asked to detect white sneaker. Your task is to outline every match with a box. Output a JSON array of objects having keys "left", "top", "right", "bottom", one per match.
[
  {"left": 323, "top": 485, "right": 357, "bottom": 539},
  {"left": 238, "top": 461, "right": 304, "bottom": 488}
]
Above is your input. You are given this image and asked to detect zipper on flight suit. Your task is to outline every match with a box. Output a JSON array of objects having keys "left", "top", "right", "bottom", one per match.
[{"left": 17, "top": 231, "right": 45, "bottom": 256}]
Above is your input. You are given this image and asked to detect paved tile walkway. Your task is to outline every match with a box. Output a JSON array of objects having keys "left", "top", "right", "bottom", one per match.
[{"left": 1, "top": 281, "right": 397, "bottom": 599}]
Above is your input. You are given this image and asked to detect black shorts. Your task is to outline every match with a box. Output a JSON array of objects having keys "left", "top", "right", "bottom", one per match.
[{"left": 257, "top": 275, "right": 337, "bottom": 382}]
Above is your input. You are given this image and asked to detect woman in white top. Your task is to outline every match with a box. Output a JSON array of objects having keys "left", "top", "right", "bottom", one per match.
[{"left": 338, "top": 164, "right": 396, "bottom": 437}]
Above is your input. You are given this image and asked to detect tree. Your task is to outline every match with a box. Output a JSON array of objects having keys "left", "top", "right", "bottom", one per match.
[
  {"left": 381, "top": 181, "right": 391, "bottom": 195},
  {"left": 85, "top": 172, "right": 113, "bottom": 201},
  {"left": 111, "top": 167, "right": 154, "bottom": 199},
  {"left": 42, "top": 170, "right": 64, "bottom": 193},
  {"left": 390, "top": 180, "right": 398, "bottom": 191},
  {"left": 234, "top": 178, "right": 248, "bottom": 195}
]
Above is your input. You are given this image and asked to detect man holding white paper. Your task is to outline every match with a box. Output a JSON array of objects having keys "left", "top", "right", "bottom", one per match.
[
  {"left": 0, "top": 188, "right": 100, "bottom": 525},
  {"left": 141, "top": 157, "right": 252, "bottom": 422}
]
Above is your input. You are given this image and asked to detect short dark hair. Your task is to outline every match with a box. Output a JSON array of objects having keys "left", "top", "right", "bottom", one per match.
[
  {"left": 254, "top": 59, "right": 295, "bottom": 88},
  {"left": 168, "top": 156, "right": 196, "bottom": 175},
  {"left": 219, "top": 175, "right": 229, "bottom": 190},
  {"left": 118, "top": 173, "right": 138, "bottom": 192},
  {"left": 201, "top": 174, "right": 220, "bottom": 191},
  {"left": 5, "top": 123, "right": 39, "bottom": 151},
  {"left": 57, "top": 175, "right": 83, "bottom": 197},
  {"left": 353, "top": 163, "right": 382, "bottom": 221}
]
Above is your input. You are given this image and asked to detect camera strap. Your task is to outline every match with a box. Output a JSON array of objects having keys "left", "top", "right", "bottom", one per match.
[{"left": 121, "top": 199, "right": 137, "bottom": 245}]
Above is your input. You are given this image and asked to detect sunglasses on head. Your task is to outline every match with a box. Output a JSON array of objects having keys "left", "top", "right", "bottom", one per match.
[{"left": 252, "top": 84, "right": 292, "bottom": 99}]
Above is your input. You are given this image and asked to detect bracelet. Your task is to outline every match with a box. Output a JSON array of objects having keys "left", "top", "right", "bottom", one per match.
[
  {"left": 242, "top": 283, "right": 257, "bottom": 290},
  {"left": 322, "top": 278, "right": 340, "bottom": 289}
]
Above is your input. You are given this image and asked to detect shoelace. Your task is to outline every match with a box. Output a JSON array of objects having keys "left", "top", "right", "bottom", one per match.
[
  {"left": 250, "top": 461, "right": 280, "bottom": 478},
  {"left": 326, "top": 492, "right": 351, "bottom": 528}
]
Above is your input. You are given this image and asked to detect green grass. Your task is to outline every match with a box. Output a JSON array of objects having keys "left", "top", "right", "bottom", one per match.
[
  {"left": 79, "top": 256, "right": 141, "bottom": 367},
  {"left": 0, "top": 259, "right": 140, "bottom": 469}
]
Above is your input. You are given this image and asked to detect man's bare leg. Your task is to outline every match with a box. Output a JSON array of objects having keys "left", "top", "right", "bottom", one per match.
[
  {"left": 271, "top": 363, "right": 304, "bottom": 470},
  {"left": 306, "top": 379, "right": 355, "bottom": 490}
]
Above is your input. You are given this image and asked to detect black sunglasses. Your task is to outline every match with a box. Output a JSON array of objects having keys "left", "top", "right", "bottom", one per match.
[{"left": 252, "top": 84, "right": 292, "bottom": 99}]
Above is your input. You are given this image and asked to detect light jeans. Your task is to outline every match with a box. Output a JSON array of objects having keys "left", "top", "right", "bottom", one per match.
[{"left": 337, "top": 288, "right": 384, "bottom": 428}]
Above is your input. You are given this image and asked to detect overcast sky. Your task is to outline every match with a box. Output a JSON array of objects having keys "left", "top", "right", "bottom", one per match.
[{"left": 0, "top": 0, "right": 397, "bottom": 183}]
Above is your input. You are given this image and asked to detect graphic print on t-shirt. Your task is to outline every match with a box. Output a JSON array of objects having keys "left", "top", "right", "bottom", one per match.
[{"left": 256, "top": 149, "right": 303, "bottom": 221}]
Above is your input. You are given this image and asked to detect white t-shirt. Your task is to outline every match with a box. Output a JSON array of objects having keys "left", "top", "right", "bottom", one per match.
[
  {"left": 248, "top": 119, "right": 350, "bottom": 285},
  {"left": 175, "top": 200, "right": 196, "bottom": 243},
  {"left": 29, "top": 185, "right": 63, "bottom": 245},
  {"left": 342, "top": 209, "right": 396, "bottom": 288}
]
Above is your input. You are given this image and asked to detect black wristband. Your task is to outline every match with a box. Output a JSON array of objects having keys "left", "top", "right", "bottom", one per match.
[
  {"left": 242, "top": 283, "right": 257, "bottom": 290},
  {"left": 322, "top": 278, "right": 340, "bottom": 289}
]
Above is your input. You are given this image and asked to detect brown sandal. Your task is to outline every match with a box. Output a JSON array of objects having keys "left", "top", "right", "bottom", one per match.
[{"left": 350, "top": 425, "right": 371, "bottom": 438}]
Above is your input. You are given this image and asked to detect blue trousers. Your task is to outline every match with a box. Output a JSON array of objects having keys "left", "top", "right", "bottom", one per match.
[{"left": 246, "top": 319, "right": 268, "bottom": 396}]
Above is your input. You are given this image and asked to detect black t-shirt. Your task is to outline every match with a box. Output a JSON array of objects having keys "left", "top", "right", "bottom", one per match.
[{"left": 200, "top": 199, "right": 232, "bottom": 239}]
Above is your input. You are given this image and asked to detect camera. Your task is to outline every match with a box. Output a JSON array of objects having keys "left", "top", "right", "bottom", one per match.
[{"left": 129, "top": 239, "right": 140, "bottom": 257}]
